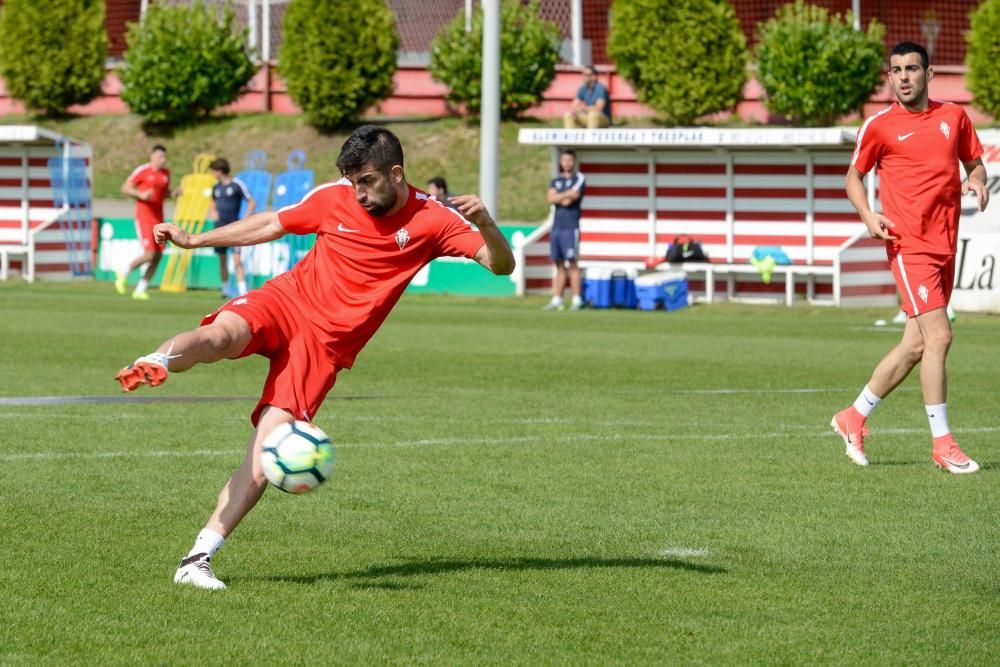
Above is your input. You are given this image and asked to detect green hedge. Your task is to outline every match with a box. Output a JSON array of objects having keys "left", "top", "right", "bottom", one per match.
[
  {"left": 278, "top": 0, "right": 398, "bottom": 130},
  {"left": 608, "top": 0, "right": 748, "bottom": 126},
  {"left": 0, "top": 0, "right": 107, "bottom": 116},
  {"left": 967, "top": 0, "right": 1000, "bottom": 120},
  {"left": 120, "top": 0, "right": 256, "bottom": 126},
  {"left": 430, "top": 0, "right": 561, "bottom": 119},
  {"left": 755, "top": 1, "right": 885, "bottom": 126}
]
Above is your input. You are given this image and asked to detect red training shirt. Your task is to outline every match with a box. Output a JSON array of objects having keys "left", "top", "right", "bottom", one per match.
[
  {"left": 851, "top": 100, "right": 983, "bottom": 255},
  {"left": 274, "top": 179, "right": 487, "bottom": 368},
  {"left": 127, "top": 163, "right": 171, "bottom": 226}
]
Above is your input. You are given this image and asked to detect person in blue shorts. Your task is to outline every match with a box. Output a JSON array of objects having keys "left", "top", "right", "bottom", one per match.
[
  {"left": 544, "top": 149, "right": 585, "bottom": 311},
  {"left": 209, "top": 158, "right": 256, "bottom": 297}
]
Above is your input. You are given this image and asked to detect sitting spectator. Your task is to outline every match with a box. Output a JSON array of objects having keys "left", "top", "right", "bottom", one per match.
[{"left": 563, "top": 65, "right": 611, "bottom": 129}]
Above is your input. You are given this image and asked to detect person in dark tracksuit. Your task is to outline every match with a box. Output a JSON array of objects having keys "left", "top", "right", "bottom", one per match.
[
  {"left": 544, "top": 149, "right": 585, "bottom": 311},
  {"left": 209, "top": 158, "right": 256, "bottom": 298}
]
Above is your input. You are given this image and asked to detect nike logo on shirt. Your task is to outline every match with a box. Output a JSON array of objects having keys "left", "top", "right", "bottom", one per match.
[
  {"left": 338, "top": 223, "right": 359, "bottom": 233},
  {"left": 897, "top": 132, "right": 915, "bottom": 142}
]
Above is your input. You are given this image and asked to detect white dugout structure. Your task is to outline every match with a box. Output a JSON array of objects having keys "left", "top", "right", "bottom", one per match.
[
  {"left": 0, "top": 126, "right": 92, "bottom": 282},
  {"left": 516, "top": 127, "right": 898, "bottom": 308}
]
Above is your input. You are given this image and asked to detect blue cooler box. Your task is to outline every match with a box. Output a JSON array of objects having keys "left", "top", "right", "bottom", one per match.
[
  {"left": 584, "top": 267, "right": 638, "bottom": 309},
  {"left": 634, "top": 271, "right": 689, "bottom": 311}
]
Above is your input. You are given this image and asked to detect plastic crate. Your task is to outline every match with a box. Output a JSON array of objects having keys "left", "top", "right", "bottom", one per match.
[{"left": 633, "top": 272, "right": 688, "bottom": 311}]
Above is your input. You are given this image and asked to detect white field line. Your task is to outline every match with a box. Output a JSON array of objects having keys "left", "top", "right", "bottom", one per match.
[
  {"left": 4, "top": 426, "right": 1000, "bottom": 462},
  {"left": 659, "top": 547, "right": 711, "bottom": 558}
]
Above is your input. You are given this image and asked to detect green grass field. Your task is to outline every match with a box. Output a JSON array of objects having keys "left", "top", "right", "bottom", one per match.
[{"left": 1, "top": 282, "right": 998, "bottom": 665}]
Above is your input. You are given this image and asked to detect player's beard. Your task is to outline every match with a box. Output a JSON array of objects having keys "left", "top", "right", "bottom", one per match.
[{"left": 364, "top": 189, "right": 396, "bottom": 217}]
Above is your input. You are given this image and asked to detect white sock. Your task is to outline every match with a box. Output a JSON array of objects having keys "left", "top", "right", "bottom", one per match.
[
  {"left": 571, "top": 295, "right": 583, "bottom": 307},
  {"left": 852, "top": 385, "right": 882, "bottom": 418},
  {"left": 237, "top": 280, "right": 248, "bottom": 295},
  {"left": 925, "top": 403, "right": 950, "bottom": 438},
  {"left": 134, "top": 278, "right": 149, "bottom": 294},
  {"left": 550, "top": 296, "right": 563, "bottom": 306},
  {"left": 187, "top": 528, "right": 225, "bottom": 559}
]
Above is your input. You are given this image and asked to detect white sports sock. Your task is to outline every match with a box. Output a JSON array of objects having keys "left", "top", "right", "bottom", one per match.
[
  {"left": 187, "top": 528, "right": 225, "bottom": 559},
  {"left": 549, "top": 296, "right": 563, "bottom": 306},
  {"left": 134, "top": 278, "right": 149, "bottom": 294},
  {"left": 852, "top": 385, "right": 882, "bottom": 418},
  {"left": 571, "top": 295, "right": 583, "bottom": 307},
  {"left": 237, "top": 280, "right": 248, "bottom": 295},
  {"left": 925, "top": 403, "right": 950, "bottom": 438}
]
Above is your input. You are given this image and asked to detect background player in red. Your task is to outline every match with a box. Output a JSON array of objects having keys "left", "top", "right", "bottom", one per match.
[
  {"left": 117, "top": 144, "right": 173, "bottom": 300},
  {"left": 833, "top": 42, "right": 989, "bottom": 474},
  {"left": 114, "top": 125, "right": 515, "bottom": 589}
]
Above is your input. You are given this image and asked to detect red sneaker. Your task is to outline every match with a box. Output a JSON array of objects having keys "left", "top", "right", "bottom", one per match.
[
  {"left": 115, "top": 354, "right": 169, "bottom": 392},
  {"left": 831, "top": 407, "right": 869, "bottom": 466},
  {"left": 932, "top": 436, "right": 980, "bottom": 474}
]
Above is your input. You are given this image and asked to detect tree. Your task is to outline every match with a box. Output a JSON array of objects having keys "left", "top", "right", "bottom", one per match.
[
  {"left": 0, "top": 0, "right": 108, "bottom": 116},
  {"left": 278, "top": 0, "right": 399, "bottom": 130},
  {"left": 755, "top": 1, "right": 885, "bottom": 126},
  {"left": 966, "top": 0, "right": 1000, "bottom": 120},
  {"left": 429, "top": 0, "right": 561, "bottom": 119},
  {"left": 120, "top": 0, "right": 256, "bottom": 126},
  {"left": 608, "top": 0, "right": 748, "bottom": 126}
]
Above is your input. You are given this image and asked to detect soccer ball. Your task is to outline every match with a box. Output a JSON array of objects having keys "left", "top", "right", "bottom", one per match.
[{"left": 260, "top": 421, "right": 335, "bottom": 494}]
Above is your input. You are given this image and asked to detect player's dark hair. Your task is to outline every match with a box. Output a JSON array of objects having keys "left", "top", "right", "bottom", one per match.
[
  {"left": 336, "top": 125, "right": 404, "bottom": 176},
  {"left": 151, "top": 144, "right": 167, "bottom": 154},
  {"left": 890, "top": 42, "right": 929, "bottom": 70},
  {"left": 209, "top": 158, "right": 230, "bottom": 174},
  {"left": 428, "top": 176, "right": 447, "bottom": 191},
  {"left": 560, "top": 148, "right": 577, "bottom": 159},
  {"left": 583, "top": 65, "right": 597, "bottom": 76}
]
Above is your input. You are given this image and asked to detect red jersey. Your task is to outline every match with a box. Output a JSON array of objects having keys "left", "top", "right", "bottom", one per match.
[
  {"left": 851, "top": 101, "right": 983, "bottom": 255},
  {"left": 273, "top": 180, "right": 486, "bottom": 368},
  {"left": 127, "top": 163, "right": 171, "bottom": 226}
]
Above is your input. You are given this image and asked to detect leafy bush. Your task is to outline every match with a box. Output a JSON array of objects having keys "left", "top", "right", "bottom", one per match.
[
  {"left": 430, "top": 0, "right": 561, "bottom": 119},
  {"left": 279, "top": 0, "right": 399, "bottom": 130},
  {"left": 120, "top": 0, "right": 256, "bottom": 126},
  {"left": 755, "top": 0, "right": 885, "bottom": 125},
  {"left": 0, "top": 0, "right": 107, "bottom": 116},
  {"left": 967, "top": 0, "right": 1000, "bottom": 119},
  {"left": 608, "top": 0, "right": 748, "bottom": 126}
]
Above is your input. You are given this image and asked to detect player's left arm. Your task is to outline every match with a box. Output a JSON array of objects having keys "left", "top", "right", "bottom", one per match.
[
  {"left": 962, "top": 157, "right": 989, "bottom": 212},
  {"left": 449, "top": 194, "right": 515, "bottom": 276}
]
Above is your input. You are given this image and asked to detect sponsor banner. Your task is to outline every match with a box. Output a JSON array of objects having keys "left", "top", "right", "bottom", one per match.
[
  {"left": 96, "top": 217, "right": 533, "bottom": 297},
  {"left": 952, "top": 233, "right": 1000, "bottom": 312}
]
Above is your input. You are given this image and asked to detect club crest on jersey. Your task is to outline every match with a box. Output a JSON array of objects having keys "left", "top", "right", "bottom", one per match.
[
  {"left": 940, "top": 122, "right": 950, "bottom": 140},
  {"left": 918, "top": 284, "right": 929, "bottom": 303},
  {"left": 395, "top": 228, "right": 410, "bottom": 250}
]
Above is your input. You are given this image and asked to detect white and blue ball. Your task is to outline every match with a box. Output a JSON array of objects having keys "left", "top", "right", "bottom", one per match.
[{"left": 260, "top": 421, "right": 335, "bottom": 494}]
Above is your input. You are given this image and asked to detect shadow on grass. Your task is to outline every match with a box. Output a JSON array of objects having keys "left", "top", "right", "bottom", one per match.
[{"left": 237, "top": 555, "right": 727, "bottom": 587}]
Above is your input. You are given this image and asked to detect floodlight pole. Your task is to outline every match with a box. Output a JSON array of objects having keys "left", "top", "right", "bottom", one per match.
[
  {"left": 248, "top": 0, "right": 258, "bottom": 53},
  {"left": 480, "top": 0, "right": 500, "bottom": 220},
  {"left": 852, "top": 0, "right": 861, "bottom": 30},
  {"left": 465, "top": 0, "right": 473, "bottom": 33}
]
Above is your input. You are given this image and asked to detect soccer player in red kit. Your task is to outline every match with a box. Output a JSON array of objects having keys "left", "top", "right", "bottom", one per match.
[
  {"left": 833, "top": 42, "right": 989, "bottom": 474},
  {"left": 114, "top": 126, "right": 515, "bottom": 589},
  {"left": 117, "top": 144, "right": 173, "bottom": 300}
]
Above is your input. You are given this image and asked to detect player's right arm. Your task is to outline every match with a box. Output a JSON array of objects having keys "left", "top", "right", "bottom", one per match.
[
  {"left": 121, "top": 169, "right": 149, "bottom": 201},
  {"left": 154, "top": 211, "right": 286, "bottom": 249},
  {"left": 845, "top": 165, "right": 894, "bottom": 241}
]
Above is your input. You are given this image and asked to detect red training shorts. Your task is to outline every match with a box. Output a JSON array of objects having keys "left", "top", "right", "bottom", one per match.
[
  {"left": 201, "top": 284, "right": 339, "bottom": 426},
  {"left": 135, "top": 210, "right": 165, "bottom": 252},
  {"left": 889, "top": 252, "right": 955, "bottom": 318}
]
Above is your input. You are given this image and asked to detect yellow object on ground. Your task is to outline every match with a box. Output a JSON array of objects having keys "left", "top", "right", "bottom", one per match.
[{"left": 160, "top": 154, "right": 215, "bottom": 293}]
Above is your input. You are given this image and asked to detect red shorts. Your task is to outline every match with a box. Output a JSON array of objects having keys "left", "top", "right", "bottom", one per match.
[
  {"left": 135, "top": 211, "right": 165, "bottom": 252},
  {"left": 889, "top": 253, "right": 955, "bottom": 317},
  {"left": 201, "top": 285, "right": 339, "bottom": 426}
]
